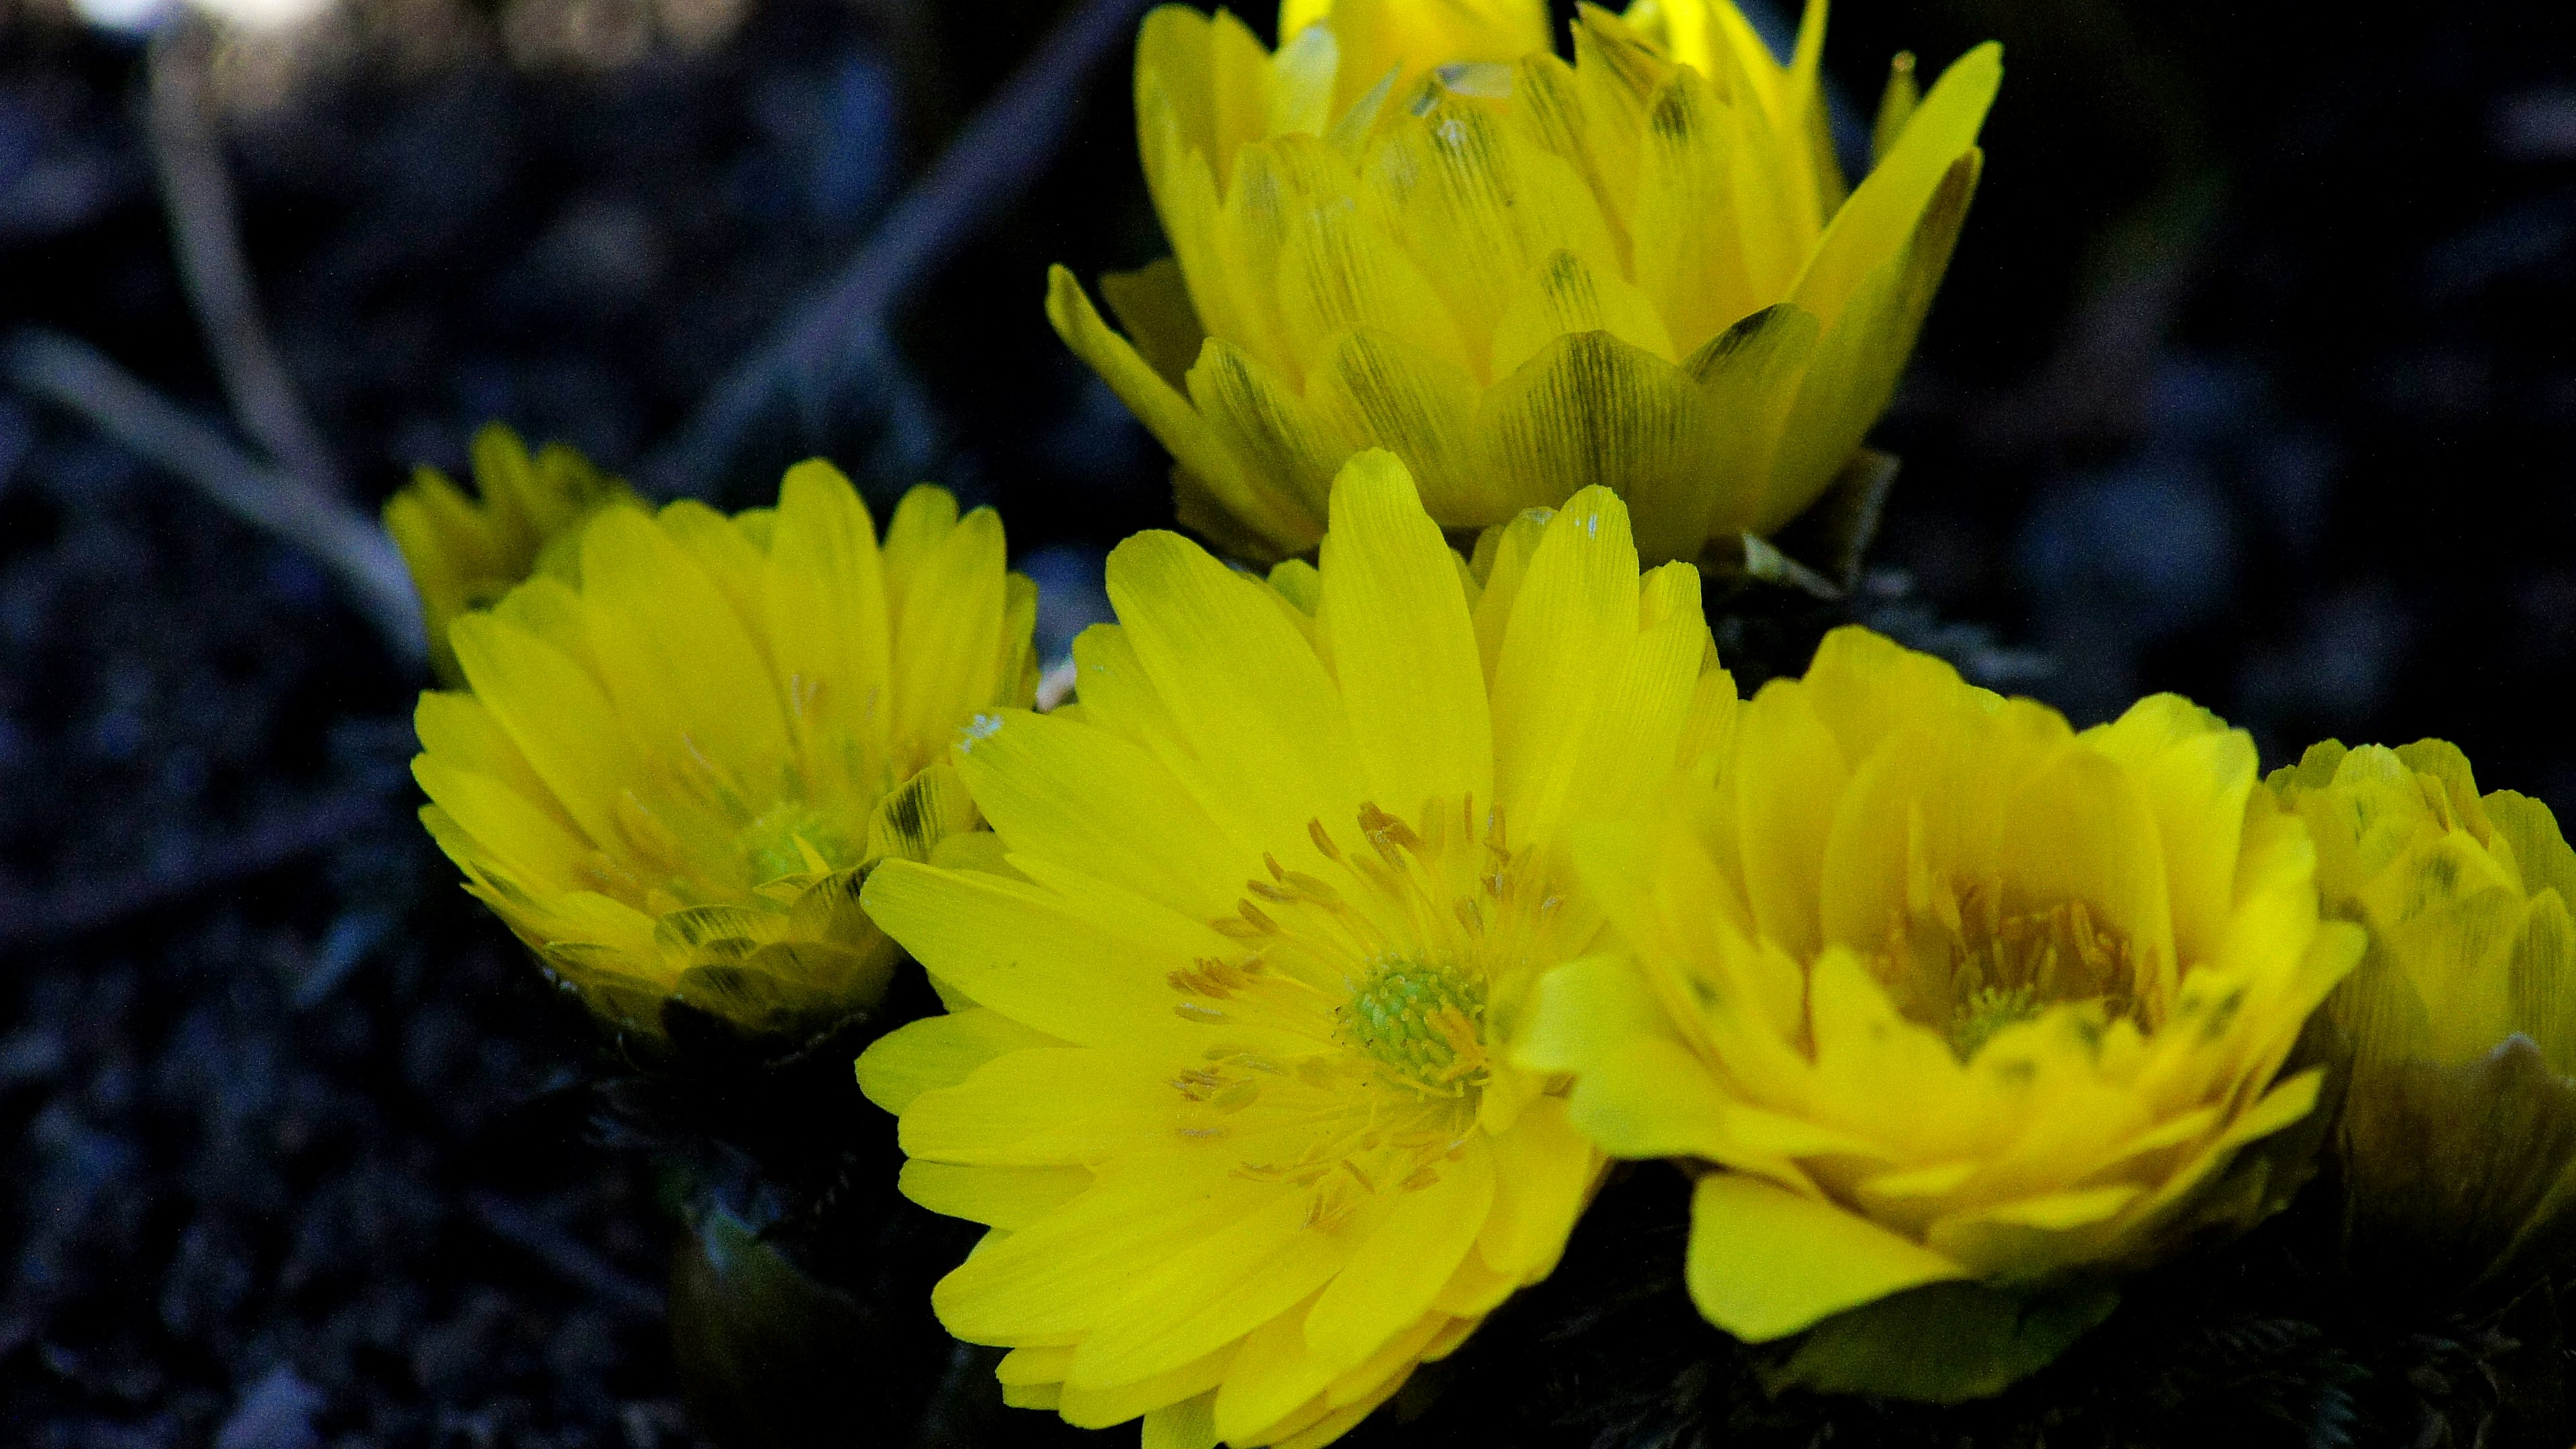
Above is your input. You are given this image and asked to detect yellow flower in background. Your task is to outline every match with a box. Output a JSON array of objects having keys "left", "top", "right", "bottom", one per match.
[
  {"left": 856, "top": 451, "right": 1735, "bottom": 1448},
  {"left": 385, "top": 423, "right": 641, "bottom": 684},
  {"left": 2269, "top": 740, "right": 2576, "bottom": 1293},
  {"left": 413, "top": 463, "right": 1038, "bottom": 1044},
  {"left": 1051, "top": 0, "right": 1999, "bottom": 564},
  {"left": 1521, "top": 629, "right": 2360, "bottom": 1397},
  {"left": 1277, "top": 0, "right": 1551, "bottom": 119}
]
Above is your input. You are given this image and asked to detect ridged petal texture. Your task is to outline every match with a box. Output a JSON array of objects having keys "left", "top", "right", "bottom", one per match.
[
  {"left": 412, "top": 463, "right": 1038, "bottom": 1044},
  {"left": 2269, "top": 740, "right": 2576, "bottom": 1294},
  {"left": 1519, "top": 627, "right": 2361, "bottom": 1348},
  {"left": 1052, "top": 0, "right": 1998, "bottom": 563},
  {"left": 383, "top": 423, "right": 640, "bottom": 685},
  {"left": 856, "top": 451, "right": 1736, "bottom": 1448}
]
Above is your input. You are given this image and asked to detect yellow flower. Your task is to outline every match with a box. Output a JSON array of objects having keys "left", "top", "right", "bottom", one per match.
[
  {"left": 413, "top": 462, "right": 1038, "bottom": 1044},
  {"left": 1050, "top": 0, "right": 1999, "bottom": 563},
  {"left": 2269, "top": 739, "right": 2576, "bottom": 1293},
  {"left": 1519, "top": 628, "right": 2360, "bottom": 1391},
  {"left": 385, "top": 423, "right": 641, "bottom": 684},
  {"left": 855, "top": 451, "right": 1735, "bottom": 1447}
]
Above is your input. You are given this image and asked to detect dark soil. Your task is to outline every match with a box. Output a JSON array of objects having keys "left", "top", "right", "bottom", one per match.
[{"left": 3, "top": 0, "right": 2573, "bottom": 1445}]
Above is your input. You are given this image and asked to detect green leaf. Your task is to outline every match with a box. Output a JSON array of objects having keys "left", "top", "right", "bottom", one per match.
[{"left": 1766, "top": 1277, "right": 2120, "bottom": 1404}]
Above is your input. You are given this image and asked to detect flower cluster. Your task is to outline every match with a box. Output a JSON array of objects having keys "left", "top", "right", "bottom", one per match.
[
  {"left": 1050, "top": 0, "right": 1995, "bottom": 563},
  {"left": 395, "top": 0, "right": 2576, "bottom": 1444}
]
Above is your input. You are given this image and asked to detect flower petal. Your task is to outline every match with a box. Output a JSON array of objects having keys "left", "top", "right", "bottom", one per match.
[
  {"left": 1686, "top": 1171, "right": 1968, "bottom": 1340},
  {"left": 1317, "top": 451, "right": 1493, "bottom": 818}
]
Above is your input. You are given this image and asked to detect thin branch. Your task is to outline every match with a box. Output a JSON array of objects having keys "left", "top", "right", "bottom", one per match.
[
  {"left": 3, "top": 327, "right": 425, "bottom": 659},
  {"left": 148, "top": 19, "right": 347, "bottom": 502},
  {"left": 463, "top": 1191, "right": 665, "bottom": 1318},
  {"left": 0, "top": 789, "right": 392, "bottom": 949},
  {"left": 643, "top": 0, "right": 1157, "bottom": 493}
]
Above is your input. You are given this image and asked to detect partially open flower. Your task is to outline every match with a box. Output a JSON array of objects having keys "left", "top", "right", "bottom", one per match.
[
  {"left": 2269, "top": 739, "right": 2576, "bottom": 1295},
  {"left": 1051, "top": 0, "right": 1998, "bottom": 563},
  {"left": 856, "top": 452, "right": 1735, "bottom": 1447},
  {"left": 1520, "top": 628, "right": 2360, "bottom": 1396},
  {"left": 413, "top": 462, "right": 1036, "bottom": 1046},
  {"left": 384, "top": 423, "right": 641, "bottom": 685}
]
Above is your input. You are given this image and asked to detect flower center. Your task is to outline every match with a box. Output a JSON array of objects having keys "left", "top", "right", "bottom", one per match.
[
  {"left": 1340, "top": 957, "right": 1489, "bottom": 1092},
  {"left": 1880, "top": 888, "right": 2140, "bottom": 1060},
  {"left": 736, "top": 800, "right": 859, "bottom": 884}
]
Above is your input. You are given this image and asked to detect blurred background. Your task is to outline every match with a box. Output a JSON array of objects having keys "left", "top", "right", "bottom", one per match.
[{"left": 0, "top": 0, "right": 2568, "bottom": 1442}]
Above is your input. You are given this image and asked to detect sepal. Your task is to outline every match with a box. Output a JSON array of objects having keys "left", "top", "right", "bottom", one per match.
[{"left": 1764, "top": 1277, "right": 2121, "bottom": 1404}]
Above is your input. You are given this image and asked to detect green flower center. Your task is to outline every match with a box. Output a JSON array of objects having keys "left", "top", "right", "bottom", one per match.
[
  {"left": 737, "top": 802, "right": 859, "bottom": 884},
  {"left": 1950, "top": 983, "right": 2045, "bottom": 1059},
  {"left": 1884, "top": 892, "right": 2141, "bottom": 1062},
  {"left": 1340, "top": 957, "right": 1489, "bottom": 1091}
]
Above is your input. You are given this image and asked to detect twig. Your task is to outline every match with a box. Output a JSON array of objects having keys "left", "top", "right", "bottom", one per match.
[
  {"left": 464, "top": 1190, "right": 665, "bottom": 1318},
  {"left": 642, "top": 0, "right": 1157, "bottom": 494},
  {"left": 3, "top": 327, "right": 425, "bottom": 658},
  {"left": 0, "top": 789, "right": 392, "bottom": 948},
  {"left": 148, "top": 20, "right": 347, "bottom": 502}
]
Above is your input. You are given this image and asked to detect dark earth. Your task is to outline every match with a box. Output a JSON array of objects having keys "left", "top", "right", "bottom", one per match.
[{"left": 2, "top": 0, "right": 2573, "bottom": 1444}]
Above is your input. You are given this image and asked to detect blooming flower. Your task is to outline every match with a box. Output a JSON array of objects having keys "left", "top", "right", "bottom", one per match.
[
  {"left": 2269, "top": 739, "right": 2576, "bottom": 1293},
  {"left": 413, "top": 462, "right": 1036, "bottom": 1044},
  {"left": 1519, "top": 628, "right": 2360, "bottom": 1387},
  {"left": 384, "top": 423, "right": 640, "bottom": 684},
  {"left": 856, "top": 451, "right": 1735, "bottom": 1447},
  {"left": 1049, "top": 0, "right": 1999, "bottom": 563}
]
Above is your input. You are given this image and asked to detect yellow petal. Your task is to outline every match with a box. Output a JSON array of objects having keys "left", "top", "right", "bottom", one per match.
[
  {"left": 1140, "top": 1391, "right": 1221, "bottom": 1449},
  {"left": 1186, "top": 336, "right": 1360, "bottom": 523},
  {"left": 1684, "top": 301, "right": 1821, "bottom": 541},
  {"left": 898, "top": 1161, "right": 1092, "bottom": 1230},
  {"left": 900, "top": 1047, "right": 1174, "bottom": 1167},
  {"left": 1686, "top": 1172, "right": 1968, "bottom": 1340},
  {"left": 1304, "top": 1134, "right": 1495, "bottom": 1368},
  {"left": 953, "top": 708, "right": 1238, "bottom": 919},
  {"left": 855, "top": 1006, "right": 1067, "bottom": 1114},
  {"left": 1792, "top": 41, "right": 1998, "bottom": 326},
  {"left": 884, "top": 488, "right": 1017, "bottom": 755},
  {"left": 1729, "top": 680, "right": 1845, "bottom": 961},
  {"left": 1489, "top": 247, "right": 1678, "bottom": 384},
  {"left": 1049, "top": 266, "right": 1320, "bottom": 552},
  {"left": 1363, "top": 99, "right": 1624, "bottom": 379},
  {"left": 862, "top": 861, "right": 1228, "bottom": 1055},
  {"left": 1325, "top": 0, "right": 1553, "bottom": 116},
  {"left": 1477, "top": 330, "right": 1717, "bottom": 563},
  {"left": 1766, "top": 148, "right": 1981, "bottom": 532},
  {"left": 2082, "top": 694, "right": 2255, "bottom": 969},
  {"left": 934, "top": 1171, "right": 1285, "bottom": 1343},
  {"left": 1250, "top": 136, "right": 1474, "bottom": 377},
  {"left": 1101, "top": 257, "right": 1210, "bottom": 394},
  {"left": 1316, "top": 451, "right": 1493, "bottom": 816},
  {"left": 1475, "top": 1095, "right": 1599, "bottom": 1281},
  {"left": 1104, "top": 529, "right": 1366, "bottom": 854},
  {"left": 1305, "top": 329, "right": 1491, "bottom": 522},
  {"left": 764, "top": 458, "right": 890, "bottom": 761},
  {"left": 1629, "top": 67, "right": 1758, "bottom": 356},
  {"left": 1067, "top": 1189, "right": 1352, "bottom": 1392},
  {"left": 578, "top": 506, "right": 788, "bottom": 767},
  {"left": 447, "top": 609, "right": 643, "bottom": 847}
]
